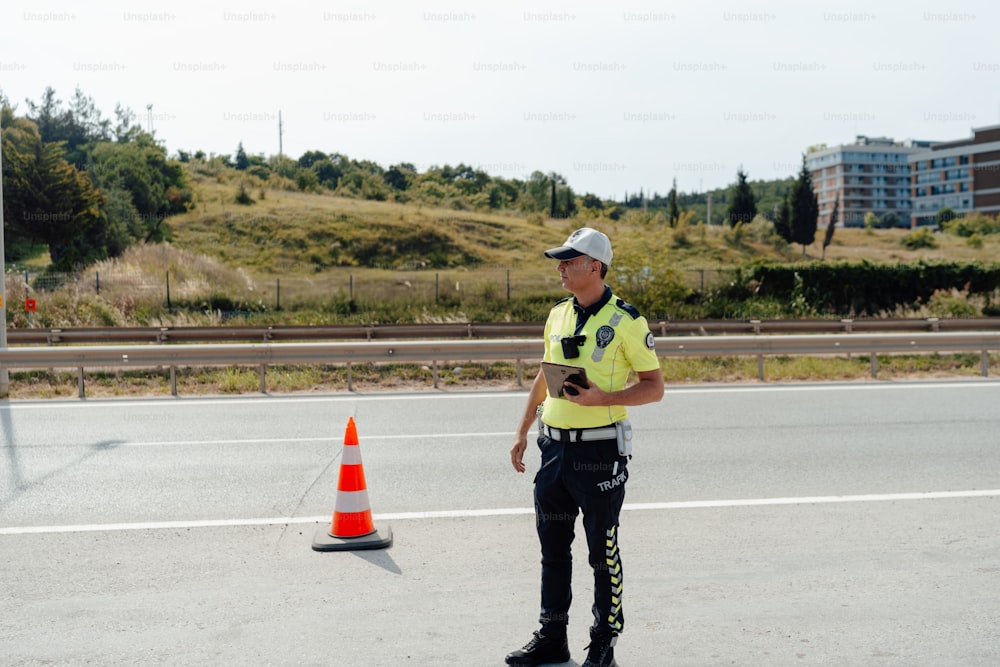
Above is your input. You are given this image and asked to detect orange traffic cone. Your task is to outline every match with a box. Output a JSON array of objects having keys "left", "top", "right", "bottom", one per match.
[{"left": 313, "top": 417, "right": 392, "bottom": 551}]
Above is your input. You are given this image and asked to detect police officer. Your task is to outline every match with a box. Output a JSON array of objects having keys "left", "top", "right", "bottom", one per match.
[{"left": 507, "top": 228, "right": 664, "bottom": 667}]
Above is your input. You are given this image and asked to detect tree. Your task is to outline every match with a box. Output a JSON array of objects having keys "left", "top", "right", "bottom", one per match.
[
  {"left": 297, "top": 150, "right": 329, "bottom": 169},
  {"left": 544, "top": 173, "right": 575, "bottom": 218},
  {"left": 87, "top": 133, "right": 191, "bottom": 243},
  {"left": 863, "top": 211, "right": 879, "bottom": 233},
  {"left": 24, "top": 86, "right": 111, "bottom": 167},
  {"left": 788, "top": 155, "right": 818, "bottom": 253},
  {"left": 385, "top": 164, "right": 412, "bottom": 190},
  {"left": 234, "top": 142, "right": 249, "bottom": 170},
  {"left": 607, "top": 228, "right": 692, "bottom": 319},
  {"left": 726, "top": 167, "right": 757, "bottom": 227},
  {"left": 936, "top": 207, "right": 957, "bottom": 228},
  {"left": 112, "top": 104, "right": 144, "bottom": 143},
  {"left": 880, "top": 212, "right": 900, "bottom": 229},
  {"left": 2, "top": 107, "right": 106, "bottom": 269},
  {"left": 523, "top": 171, "right": 552, "bottom": 213},
  {"left": 822, "top": 199, "right": 838, "bottom": 260},
  {"left": 667, "top": 178, "right": 679, "bottom": 227},
  {"left": 775, "top": 196, "right": 792, "bottom": 242},
  {"left": 312, "top": 158, "right": 343, "bottom": 188}
]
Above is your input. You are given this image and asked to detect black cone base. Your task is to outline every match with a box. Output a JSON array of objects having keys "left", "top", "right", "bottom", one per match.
[{"left": 312, "top": 525, "right": 393, "bottom": 552}]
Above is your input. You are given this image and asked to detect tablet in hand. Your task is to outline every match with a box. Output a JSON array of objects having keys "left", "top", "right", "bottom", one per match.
[{"left": 541, "top": 361, "right": 589, "bottom": 398}]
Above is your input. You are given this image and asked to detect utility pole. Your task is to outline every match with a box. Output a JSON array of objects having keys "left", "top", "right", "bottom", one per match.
[{"left": 0, "top": 135, "right": 9, "bottom": 397}]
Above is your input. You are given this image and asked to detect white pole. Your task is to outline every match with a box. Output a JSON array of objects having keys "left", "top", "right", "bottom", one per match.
[{"left": 0, "top": 130, "right": 9, "bottom": 397}]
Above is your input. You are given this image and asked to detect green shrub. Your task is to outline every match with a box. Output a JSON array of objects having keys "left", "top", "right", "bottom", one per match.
[
  {"left": 943, "top": 212, "right": 1000, "bottom": 237},
  {"left": 901, "top": 228, "right": 937, "bottom": 249},
  {"left": 927, "top": 288, "right": 979, "bottom": 318}
]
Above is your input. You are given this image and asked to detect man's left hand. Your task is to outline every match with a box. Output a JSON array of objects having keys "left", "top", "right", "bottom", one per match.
[{"left": 563, "top": 379, "right": 604, "bottom": 406}]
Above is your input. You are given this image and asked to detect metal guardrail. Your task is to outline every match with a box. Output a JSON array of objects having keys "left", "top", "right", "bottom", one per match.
[
  {"left": 1, "top": 332, "right": 999, "bottom": 398},
  {"left": 5, "top": 317, "right": 1000, "bottom": 345}
]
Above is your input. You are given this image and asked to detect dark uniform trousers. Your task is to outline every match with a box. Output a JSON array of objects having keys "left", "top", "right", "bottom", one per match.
[{"left": 533, "top": 430, "right": 628, "bottom": 641}]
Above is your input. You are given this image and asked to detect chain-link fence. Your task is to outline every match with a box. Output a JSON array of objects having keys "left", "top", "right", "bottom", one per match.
[{"left": 5, "top": 266, "right": 734, "bottom": 312}]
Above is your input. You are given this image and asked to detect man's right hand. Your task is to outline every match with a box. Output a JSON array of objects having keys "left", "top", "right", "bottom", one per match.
[{"left": 510, "top": 435, "right": 528, "bottom": 473}]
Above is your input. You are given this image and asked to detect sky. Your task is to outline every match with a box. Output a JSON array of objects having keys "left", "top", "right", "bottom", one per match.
[{"left": 1, "top": 0, "right": 998, "bottom": 200}]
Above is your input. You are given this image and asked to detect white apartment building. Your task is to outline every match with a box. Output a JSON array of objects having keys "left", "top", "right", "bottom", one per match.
[{"left": 806, "top": 136, "right": 931, "bottom": 228}]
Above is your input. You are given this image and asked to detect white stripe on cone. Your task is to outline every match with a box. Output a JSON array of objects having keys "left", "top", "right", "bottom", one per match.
[
  {"left": 335, "top": 489, "right": 372, "bottom": 514},
  {"left": 342, "top": 445, "right": 364, "bottom": 465}
]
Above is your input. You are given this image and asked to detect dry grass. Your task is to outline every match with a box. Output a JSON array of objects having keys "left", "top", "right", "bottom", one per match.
[
  {"left": 815, "top": 226, "right": 1000, "bottom": 263},
  {"left": 172, "top": 172, "right": 580, "bottom": 272},
  {"left": 172, "top": 172, "right": 1000, "bottom": 283}
]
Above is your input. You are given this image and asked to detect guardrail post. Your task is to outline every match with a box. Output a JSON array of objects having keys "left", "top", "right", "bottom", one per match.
[
  {"left": 928, "top": 317, "right": 939, "bottom": 332},
  {"left": 751, "top": 320, "right": 764, "bottom": 381},
  {"left": 871, "top": 354, "right": 879, "bottom": 378},
  {"left": 982, "top": 350, "right": 989, "bottom": 377},
  {"left": 170, "top": 366, "right": 177, "bottom": 396},
  {"left": 432, "top": 361, "right": 439, "bottom": 389},
  {"left": 77, "top": 367, "right": 85, "bottom": 398},
  {"left": 258, "top": 365, "right": 267, "bottom": 393},
  {"left": 842, "top": 319, "right": 854, "bottom": 359},
  {"left": 347, "top": 363, "right": 353, "bottom": 391},
  {"left": 516, "top": 359, "right": 523, "bottom": 387}
]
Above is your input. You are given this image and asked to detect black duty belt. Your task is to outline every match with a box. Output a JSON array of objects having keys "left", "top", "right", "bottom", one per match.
[{"left": 540, "top": 423, "right": 617, "bottom": 443}]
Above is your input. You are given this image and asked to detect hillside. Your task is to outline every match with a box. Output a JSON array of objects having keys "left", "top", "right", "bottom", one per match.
[
  {"left": 8, "top": 161, "right": 1000, "bottom": 331},
  {"left": 168, "top": 164, "right": 1000, "bottom": 271},
  {"left": 168, "top": 170, "right": 567, "bottom": 272}
]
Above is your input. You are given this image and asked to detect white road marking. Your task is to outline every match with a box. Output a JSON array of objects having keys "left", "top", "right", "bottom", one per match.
[
  {"left": 14, "top": 432, "right": 514, "bottom": 447},
  {"left": 2, "top": 488, "right": 997, "bottom": 536}
]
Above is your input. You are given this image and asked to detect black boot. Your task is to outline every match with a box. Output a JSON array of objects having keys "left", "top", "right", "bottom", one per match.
[
  {"left": 505, "top": 630, "right": 571, "bottom": 665},
  {"left": 581, "top": 636, "right": 618, "bottom": 667}
]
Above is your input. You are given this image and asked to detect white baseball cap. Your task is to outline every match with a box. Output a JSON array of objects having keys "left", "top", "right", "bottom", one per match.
[{"left": 544, "top": 227, "right": 613, "bottom": 266}]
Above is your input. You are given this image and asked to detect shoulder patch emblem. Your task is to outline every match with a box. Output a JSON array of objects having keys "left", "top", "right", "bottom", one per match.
[
  {"left": 596, "top": 325, "right": 615, "bottom": 349},
  {"left": 645, "top": 332, "right": 655, "bottom": 349}
]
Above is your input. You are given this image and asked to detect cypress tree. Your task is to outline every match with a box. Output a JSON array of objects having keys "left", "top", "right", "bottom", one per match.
[
  {"left": 726, "top": 167, "right": 757, "bottom": 227},
  {"left": 775, "top": 196, "right": 792, "bottom": 242},
  {"left": 667, "top": 178, "right": 679, "bottom": 227},
  {"left": 822, "top": 199, "right": 838, "bottom": 260},
  {"left": 235, "top": 141, "right": 250, "bottom": 170},
  {"left": 789, "top": 155, "right": 818, "bottom": 253}
]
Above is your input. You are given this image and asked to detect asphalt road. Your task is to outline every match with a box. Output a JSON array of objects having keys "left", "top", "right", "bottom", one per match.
[{"left": 2, "top": 381, "right": 999, "bottom": 666}]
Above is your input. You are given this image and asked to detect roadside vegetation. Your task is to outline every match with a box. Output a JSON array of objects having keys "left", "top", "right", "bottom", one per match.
[{"left": 4, "top": 87, "right": 1000, "bottom": 397}]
